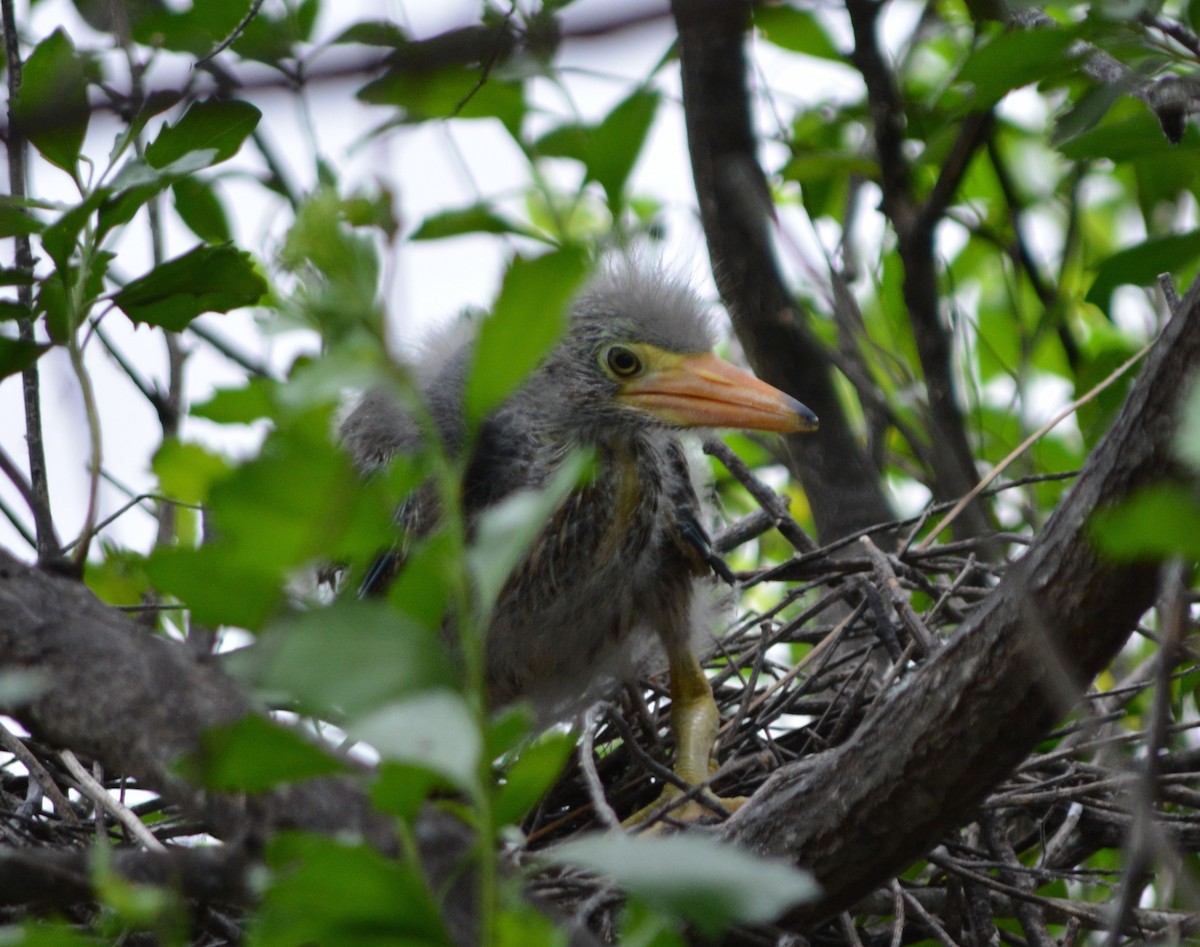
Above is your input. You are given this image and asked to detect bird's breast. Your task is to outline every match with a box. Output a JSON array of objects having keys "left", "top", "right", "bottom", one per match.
[{"left": 485, "top": 439, "right": 668, "bottom": 711}]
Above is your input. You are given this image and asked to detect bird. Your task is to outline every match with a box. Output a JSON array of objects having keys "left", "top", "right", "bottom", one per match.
[{"left": 341, "top": 265, "right": 817, "bottom": 824}]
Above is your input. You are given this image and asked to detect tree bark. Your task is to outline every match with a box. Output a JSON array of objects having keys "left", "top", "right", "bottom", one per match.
[{"left": 722, "top": 277, "right": 1199, "bottom": 925}]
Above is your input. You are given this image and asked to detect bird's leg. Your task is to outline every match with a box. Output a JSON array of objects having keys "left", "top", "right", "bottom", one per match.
[{"left": 622, "top": 646, "right": 746, "bottom": 829}]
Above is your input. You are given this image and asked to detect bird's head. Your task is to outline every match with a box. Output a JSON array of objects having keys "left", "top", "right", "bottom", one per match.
[{"left": 535, "top": 268, "right": 819, "bottom": 440}]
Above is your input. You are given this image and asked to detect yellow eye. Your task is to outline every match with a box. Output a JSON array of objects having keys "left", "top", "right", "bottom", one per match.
[{"left": 605, "top": 345, "right": 642, "bottom": 378}]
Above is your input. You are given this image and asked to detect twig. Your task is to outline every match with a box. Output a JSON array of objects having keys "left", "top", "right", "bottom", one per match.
[
  {"left": 861, "top": 536, "right": 936, "bottom": 656},
  {"left": 0, "top": 724, "right": 78, "bottom": 825},
  {"left": 59, "top": 750, "right": 166, "bottom": 852},
  {"left": 2, "top": 0, "right": 57, "bottom": 560},
  {"left": 916, "top": 337, "right": 1156, "bottom": 551},
  {"left": 195, "top": 0, "right": 266, "bottom": 66},
  {"left": 703, "top": 437, "right": 818, "bottom": 553},
  {"left": 579, "top": 706, "right": 621, "bottom": 831}
]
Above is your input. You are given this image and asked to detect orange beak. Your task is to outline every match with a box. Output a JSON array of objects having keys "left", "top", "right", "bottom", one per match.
[{"left": 618, "top": 351, "right": 818, "bottom": 434}]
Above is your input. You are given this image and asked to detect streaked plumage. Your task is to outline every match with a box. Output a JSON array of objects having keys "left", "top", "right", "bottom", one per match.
[{"left": 342, "top": 266, "right": 816, "bottom": 820}]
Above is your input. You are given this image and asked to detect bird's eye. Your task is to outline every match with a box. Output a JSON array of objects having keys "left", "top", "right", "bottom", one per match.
[{"left": 604, "top": 345, "right": 642, "bottom": 378}]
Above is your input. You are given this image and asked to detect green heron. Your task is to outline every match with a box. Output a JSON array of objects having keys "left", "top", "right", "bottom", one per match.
[{"left": 342, "top": 267, "right": 817, "bottom": 823}]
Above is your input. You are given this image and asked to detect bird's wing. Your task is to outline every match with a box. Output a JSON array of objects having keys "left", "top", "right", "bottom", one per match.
[{"left": 661, "top": 439, "right": 736, "bottom": 585}]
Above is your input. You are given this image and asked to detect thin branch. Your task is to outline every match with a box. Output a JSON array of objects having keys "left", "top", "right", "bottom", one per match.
[
  {"left": 916, "top": 335, "right": 1156, "bottom": 551},
  {"left": 58, "top": 750, "right": 166, "bottom": 852},
  {"left": 2, "top": 0, "right": 57, "bottom": 561}
]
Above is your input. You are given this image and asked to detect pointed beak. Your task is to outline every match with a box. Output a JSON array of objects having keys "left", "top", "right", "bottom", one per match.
[{"left": 618, "top": 351, "right": 819, "bottom": 434}]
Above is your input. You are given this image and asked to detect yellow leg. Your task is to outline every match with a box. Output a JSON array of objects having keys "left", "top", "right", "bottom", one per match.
[{"left": 622, "top": 647, "right": 746, "bottom": 829}]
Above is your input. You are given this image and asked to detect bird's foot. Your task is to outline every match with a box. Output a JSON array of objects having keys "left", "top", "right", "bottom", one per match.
[{"left": 622, "top": 783, "right": 747, "bottom": 832}]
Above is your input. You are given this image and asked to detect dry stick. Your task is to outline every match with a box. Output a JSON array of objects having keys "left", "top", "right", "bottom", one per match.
[
  {"left": 703, "top": 437, "right": 818, "bottom": 554},
  {"left": 916, "top": 335, "right": 1157, "bottom": 552},
  {"left": 860, "top": 536, "right": 936, "bottom": 657},
  {"left": 1, "top": 0, "right": 57, "bottom": 560},
  {"left": 578, "top": 707, "right": 621, "bottom": 831},
  {"left": 59, "top": 750, "right": 166, "bottom": 853},
  {"left": 0, "top": 724, "right": 78, "bottom": 825}
]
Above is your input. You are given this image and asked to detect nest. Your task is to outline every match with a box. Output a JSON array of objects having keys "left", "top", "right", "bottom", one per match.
[{"left": 520, "top": 442, "right": 1200, "bottom": 945}]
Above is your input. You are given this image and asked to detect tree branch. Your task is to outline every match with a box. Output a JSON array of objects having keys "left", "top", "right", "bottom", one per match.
[
  {"left": 671, "top": 0, "right": 895, "bottom": 543},
  {"left": 722, "top": 274, "right": 1200, "bottom": 925}
]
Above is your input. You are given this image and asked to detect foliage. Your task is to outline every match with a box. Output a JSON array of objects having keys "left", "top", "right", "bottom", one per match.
[{"left": 0, "top": 0, "right": 1198, "bottom": 944}]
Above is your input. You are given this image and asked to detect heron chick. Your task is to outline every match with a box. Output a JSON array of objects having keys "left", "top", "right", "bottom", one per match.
[{"left": 341, "top": 266, "right": 817, "bottom": 824}]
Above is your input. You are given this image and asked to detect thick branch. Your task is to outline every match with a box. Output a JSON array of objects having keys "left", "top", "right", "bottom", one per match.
[
  {"left": 723, "top": 277, "right": 1200, "bottom": 922},
  {"left": 671, "top": 0, "right": 894, "bottom": 543},
  {"left": 0, "top": 553, "right": 393, "bottom": 849}
]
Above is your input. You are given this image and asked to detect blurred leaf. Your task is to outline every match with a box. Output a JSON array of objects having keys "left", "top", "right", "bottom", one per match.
[
  {"left": 178, "top": 715, "right": 346, "bottom": 793},
  {"left": 493, "top": 730, "right": 576, "bottom": 825},
  {"left": 334, "top": 20, "right": 409, "bottom": 46},
  {"left": 172, "top": 177, "right": 232, "bottom": 243},
  {"left": 1051, "top": 79, "right": 1128, "bottom": 147},
  {"left": 238, "top": 598, "right": 455, "bottom": 719},
  {"left": 1091, "top": 484, "right": 1200, "bottom": 560},
  {"left": 465, "top": 246, "right": 588, "bottom": 425},
  {"left": 589, "top": 89, "right": 659, "bottom": 209},
  {"left": 468, "top": 447, "right": 593, "bottom": 609},
  {"left": 349, "top": 690, "right": 481, "bottom": 793},
  {"left": 1084, "top": 231, "right": 1200, "bottom": 313},
  {"left": 252, "top": 834, "right": 451, "bottom": 947},
  {"left": 191, "top": 377, "right": 278, "bottom": 423},
  {"left": 369, "top": 761, "right": 449, "bottom": 822},
  {"left": 0, "top": 202, "right": 44, "bottom": 237},
  {"left": 411, "top": 204, "right": 540, "bottom": 241},
  {"left": 358, "top": 65, "right": 525, "bottom": 137},
  {"left": 114, "top": 243, "right": 266, "bottom": 330},
  {"left": 84, "top": 549, "right": 152, "bottom": 608},
  {"left": 0, "top": 337, "right": 50, "bottom": 379},
  {"left": 14, "top": 30, "right": 89, "bottom": 175},
  {"left": 952, "top": 28, "right": 1080, "bottom": 108},
  {"left": 144, "top": 543, "right": 284, "bottom": 629},
  {"left": 152, "top": 439, "right": 232, "bottom": 504},
  {"left": 545, "top": 834, "right": 819, "bottom": 936},
  {"left": 145, "top": 99, "right": 261, "bottom": 169},
  {"left": 146, "top": 410, "right": 402, "bottom": 629},
  {"left": 754, "top": 6, "right": 841, "bottom": 60}
]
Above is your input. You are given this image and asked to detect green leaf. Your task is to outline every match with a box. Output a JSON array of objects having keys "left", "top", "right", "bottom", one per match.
[
  {"left": 144, "top": 544, "right": 285, "bottom": 629},
  {"left": 238, "top": 599, "right": 455, "bottom": 719},
  {"left": 190, "top": 377, "right": 278, "bottom": 424},
  {"left": 144, "top": 99, "right": 262, "bottom": 169},
  {"left": 358, "top": 65, "right": 525, "bottom": 137},
  {"left": 152, "top": 439, "right": 232, "bottom": 504},
  {"left": 0, "top": 202, "right": 44, "bottom": 237},
  {"left": 334, "top": 20, "right": 409, "bottom": 46},
  {"left": 493, "top": 730, "right": 576, "bottom": 825},
  {"left": 544, "top": 834, "right": 819, "bottom": 936},
  {"left": 411, "top": 204, "right": 538, "bottom": 241},
  {"left": 754, "top": 6, "right": 841, "bottom": 60},
  {"left": 114, "top": 243, "right": 266, "bottom": 330},
  {"left": 172, "top": 177, "right": 232, "bottom": 243},
  {"left": 349, "top": 690, "right": 481, "bottom": 793},
  {"left": 369, "top": 762, "right": 448, "bottom": 822},
  {"left": 253, "top": 834, "right": 450, "bottom": 947},
  {"left": 14, "top": 30, "right": 89, "bottom": 175},
  {"left": 464, "top": 246, "right": 589, "bottom": 425},
  {"left": 178, "top": 716, "right": 346, "bottom": 793},
  {"left": 0, "top": 337, "right": 50, "bottom": 379},
  {"left": 1090, "top": 484, "right": 1200, "bottom": 560},
  {"left": 589, "top": 89, "right": 660, "bottom": 210},
  {"left": 1084, "top": 231, "right": 1200, "bottom": 313},
  {"left": 953, "top": 28, "right": 1080, "bottom": 108}
]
